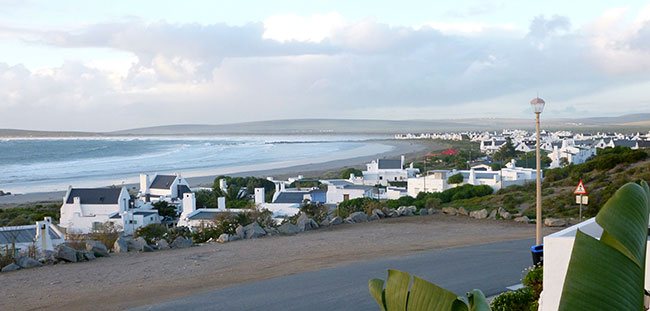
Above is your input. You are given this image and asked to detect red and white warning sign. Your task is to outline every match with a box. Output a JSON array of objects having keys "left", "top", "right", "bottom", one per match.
[{"left": 574, "top": 180, "right": 588, "bottom": 195}]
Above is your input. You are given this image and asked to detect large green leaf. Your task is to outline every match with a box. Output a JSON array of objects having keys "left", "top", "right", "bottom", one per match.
[
  {"left": 451, "top": 290, "right": 490, "bottom": 311},
  {"left": 370, "top": 278, "right": 387, "bottom": 311},
  {"left": 407, "top": 276, "right": 458, "bottom": 311},
  {"left": 559, "top": 181, "right": 650, "bottom": 311},
  {"left": 385, "top": 270, "right": 412, "bottom": 311}
]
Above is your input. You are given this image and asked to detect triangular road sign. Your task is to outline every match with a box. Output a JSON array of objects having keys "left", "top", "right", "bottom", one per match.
[{"left": 574, "top": 180, "right": 588, "bottom": 195}]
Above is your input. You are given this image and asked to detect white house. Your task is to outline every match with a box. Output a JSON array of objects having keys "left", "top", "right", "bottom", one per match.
[
  {"left": 407, "top": 170, "right": 455, "bottom": 197},
  {"left": 325, "top": 183, "right": 374, "bottom": 204},
  {"left": 362, "top": 156, "right": 419, "bottom": 186},
  {"left": 139, "top": 173, "right": 192, "bottom": 203},
  {"left": 0, "top": 217, "right": 65, "bottom": 255},
  {"left": 60, "top": 186, "right": 161, "bottom": 234},
  {"left": 549, "top": 144, "right": 597, "bottom": 168}
]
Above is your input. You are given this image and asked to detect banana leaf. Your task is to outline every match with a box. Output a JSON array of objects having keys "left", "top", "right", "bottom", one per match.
[{"left": 558, "top": 181, "right": 650, "bottom": 311}]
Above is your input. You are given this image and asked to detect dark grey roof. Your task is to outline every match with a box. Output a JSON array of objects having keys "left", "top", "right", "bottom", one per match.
[
  {"left": 309, "top": 189, "right": 327, "bottom": 193},
  {"left": 343, "top": 185, "right": 374, "bottom": 190},
  {"left": 188, "top": 210, "right": 226, "bottom": 220},
  {"left": 0, "top": 226, "right": 61, "bottom": 244},
  {"left": 66, "top": 188, "right": 123, "bottom": 204},
  {"left": 109, "top": 212, "right": 121, "bottom": 219},
  {"left": 322, "top": 179, "right": 353, "bottom": 186},
  {"left": 177, "top": 184, "right": 191, "bottom": 196},
  {"left": 638, "top": 141, "right": 650, "bottom": 148},
  {"left": 150, "top": 175, "right": 177, "bottom": 190},
  {"left": 614, "top": 140, "right": 637, "bottom": 147},
  {"left": 378, "top": 159, "right": 402, "bottom": 169},
  {"left": 133, "top": 210, "right": 159, "bottom": 216},
  {"left": 273, "top": 191, "right": 309, "bottom": 204}
]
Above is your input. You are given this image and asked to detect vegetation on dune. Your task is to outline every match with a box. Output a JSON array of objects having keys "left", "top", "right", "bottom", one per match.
[
  {"left": 0, "top": 203, "right": 60, "bottom": 227},
  {"left": 340, "top": 168, "right": 363, "bottom": 179}
]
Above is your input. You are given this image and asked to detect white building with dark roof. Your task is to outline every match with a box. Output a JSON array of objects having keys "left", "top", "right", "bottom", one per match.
[
  {"left": 0, "top": 217, "right": 64, "bottom": 255},
  {"left": 139, "top": 173, "right": 192, "bottom": 203},
  {"left": 361, "top": 155, "right": 419, "bottom": 186}
]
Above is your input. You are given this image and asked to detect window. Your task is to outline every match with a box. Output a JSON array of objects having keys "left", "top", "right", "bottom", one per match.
[
  {"left": 92, "top": 222, "right": 103, "bottom": 231},
  {"left": 343, "top": 194, "right": 350, "bottom": 201},
  {"left": 129, "top": 220, "right": 137, "bottom": 224}
]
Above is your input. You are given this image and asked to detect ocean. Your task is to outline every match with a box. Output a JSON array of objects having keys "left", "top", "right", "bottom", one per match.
[{"left": 0, "top": 135, "right": 393, "bottom": 193}]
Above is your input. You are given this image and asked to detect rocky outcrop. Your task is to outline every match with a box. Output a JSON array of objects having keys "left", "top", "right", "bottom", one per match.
[
  {"left": 514, "top": 216, "right": 530, "bottom": 224},
  {"left": 470, "top": 209, "right": 488, "bottom": 219},
  {"left": 16, "top": 256, "right": 43, "bottom": 269},
  {"left": 86, "top": 240, "right": 109, "bottom": 257},
  {"left": 171, "top": 236, "right": 192, "bottom": 248},
  {"left": 442, "top": 207, "right": 457, "bottom": 216},
  {"left": 347, "top": 212, "right": 367, "bottom": 223},
  {"left": 544, "top": 218, "right": 567, "bottom": 227},
  {"left": 54, "top": 244, "right": 77, "bottom": 262},
  {"left": 457, "top": 207, "right": 469, "bottom": 216},
  {"left": 244, "top": 222, "right": 267, "bottom": 239},
  {"left": 278, "top": 222, "right": 300, "bottom": 235}
]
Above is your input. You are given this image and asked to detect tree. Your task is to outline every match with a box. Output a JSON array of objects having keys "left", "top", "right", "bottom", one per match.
[
  {"left": 152, "top": 201, "right": 177, "bottom": 218},
  {"left": 447, "top": 173, "right": 464, "bottom": 184},
  {"left": 559, "top": 157, "right": 570, "bottom": 167},
  {"left": 340, "top": 168, "right": 363, "bottom": 179}
]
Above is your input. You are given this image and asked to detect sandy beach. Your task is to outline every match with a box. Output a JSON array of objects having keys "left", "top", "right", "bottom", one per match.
[
  {"left": 0, "top": 214, "right": 559, "bottom": 311},
  {"left": 0, "top": 139, "right": 437, "bottom": 208}
]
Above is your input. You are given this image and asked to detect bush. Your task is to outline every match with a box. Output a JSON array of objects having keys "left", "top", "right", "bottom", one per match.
[
  {"left": 340, "top": 168, "right": 363, "bottom": 179},
  {"left": 152, "top": 201, "right": 177, "bottom": 218},
  {"left": 338, "top": 198, "right": 378, "bottom": 218},
  {"left": 425, "top": 197, "right": 441, "bottom": 209},
  {"left": 299, "top": 202, "right": 329, "bottom": 223},
  {"left": 135, "top": 223, "right": 169, "bottom": 244},
  {"left": 523, "top": 265, "right": 543, "bottom": 300},
  {"left": 490, "top": 287, "right": 535, "bottom": 311},
  {"left": 447, "top": 173, "right": 464, "bottom": 184}
]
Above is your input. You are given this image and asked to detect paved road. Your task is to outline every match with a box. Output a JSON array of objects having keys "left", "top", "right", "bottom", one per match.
[{"left": 132, "top": 238, "right": 535, "bottom": 311}]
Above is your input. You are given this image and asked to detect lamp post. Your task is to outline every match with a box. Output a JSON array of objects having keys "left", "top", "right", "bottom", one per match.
[{"left": 530, "top": 97, "right": 545, "bottom": 246}]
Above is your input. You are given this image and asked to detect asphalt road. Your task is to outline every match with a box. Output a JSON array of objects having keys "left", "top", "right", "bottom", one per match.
[{"left": 132, "top": 238, "right": 535, "bottom": 311}]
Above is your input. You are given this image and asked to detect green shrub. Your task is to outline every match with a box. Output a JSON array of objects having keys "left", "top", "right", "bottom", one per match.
[
  {"left": 425, "top": 197, "right": 441, "bottom": 209},
  {"left": 490, "top": 287, "right": 535, "bottom": 311},
  {"left": 338, "top": 198, "right": 379, "bottom": 218},
  {"left": 152, "top": 201, "right": 178, "bottom": 218},
  {"left": 340, "top": 168, "right": 363, "bottom": 179},
  {"left": 523, "top": 265, "right": 543, "bottom": 300},
  {"left": 447, "top": 173, "right": 464, "bottom": 184},
  {"left": 135, "top": 223, "right": 169, "bottom": 244},
  {"left": 299, "top": 202, "right": 329, "bottom": 223}
]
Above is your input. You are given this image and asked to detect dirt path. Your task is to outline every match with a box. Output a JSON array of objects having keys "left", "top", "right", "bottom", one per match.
[{"left": 0, "top": 214, "right": 559, "bottom": 311}]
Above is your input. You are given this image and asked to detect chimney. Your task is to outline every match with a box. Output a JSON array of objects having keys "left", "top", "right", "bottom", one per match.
[
  {"left": 35, "top": 218, "right": 53, "bottom": 251},
  {"left": 218, "top": 179, "right": 227, "bottom": 191},
  {"left": 401, "top": 155, "right": 405, "bottom": 169},
  {"left": 280, "top": 183, "right": 286, "bottom": 191},
  {"left": 254, "top": 188, "right": 265, "bottom": 204},
  {"left": 182, "top": 193, "right": 196, "bottom": 215},
  {"left": 217, "top": 197, "right": 226, "bottom": 210},
  {"left": 140, "top": 174, "right": 150, "bottom": 194}
]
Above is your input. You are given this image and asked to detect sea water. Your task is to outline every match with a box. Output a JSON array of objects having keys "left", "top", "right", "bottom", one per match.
[{"left": 0, "top": 135, "right": 392, "bottom": 193}]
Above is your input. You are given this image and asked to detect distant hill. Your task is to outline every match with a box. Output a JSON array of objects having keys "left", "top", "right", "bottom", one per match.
[{"left": 1, "top": 114, "right": 649, "bottom": 137}]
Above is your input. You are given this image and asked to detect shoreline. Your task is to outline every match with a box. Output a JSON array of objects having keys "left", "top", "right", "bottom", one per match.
[{"left": 0, "top": 139, "right": 438, "bottom": 207}]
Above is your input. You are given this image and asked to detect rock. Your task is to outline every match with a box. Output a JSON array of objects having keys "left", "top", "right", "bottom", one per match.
[
  {"left": 369, "top": 214, "right": 380, "bottom": 221},
  {"left": 386, "top": 209, "right": 399, "bottom": 217},
  {"left": 228, "top": 234, "right": 241, "bottom": 242},
  {"left": 264, "top": 227, "right": 279, "bottom": 235},
  {"left": 428, "top": 208, "right": 437, "bottom": 215},
  {"left": 419, "top": 209, "right": 428, "bottom": 215},
  {"left": 488, "top": 209, "right": 498, "bottom": 219},
  {"left": 217, "top": 233, "right": 229, "bottom": 243},
  {"left": 142, "top": 245, "right": 154, "bottom": 252},
  {"left": 514, "top": 216, "right": 531, "bottom": 224},
  {"left": 38, "top": 250, "right": 57, "bottom": 264},
  {"left": 470, "top": 209, "right": 489, "bottom": 219},
  {"left": 82, "top": 250, "right": 96, "bottom": 261},
  {"left": 171, "top": 236, "right": 193, "bottom": 248},
  {"left": 113, "top": 236, "right": 130, "bottom": 253},
  {"left": 235, "top": 225, "right": 245, "bottom": 240},
  {"left": 397, "top": 206, "right": 415, "bottom": 216},
  {"left": 348, "top": 211, "right": 368, "bottom": 223},
  {"left": 244, "top": 222, "right": 267, "bottom": 239},
  {"left": 128, "top": 237, "right": 148, "bottom": 252},
  {"left": 156, "top": 239, "right": 170, "bottom": 249},
  {"left": 320, "top": 218, "right": 330, "bottom": 227},
  {"left": 278, "top": 222, "right": 300, "bottom": 235},
  {"left": 16, "top": 256, "right": 43, "bottom": 269},
  {"left": 297, "top": 213, "right": 310, "bottom": 232},
  {"left": 309, "top": 219, "right": 319, "bottom": 229},
  {"left": 1, "top": 263, "right": 21, "bottom": 272},
  {"left": 76, "top": 250, "right": 86, "bottom": 262},
  {"left": 497, "top": 207, "right": 506, "bottom": 217},
  {"left": 344, "top": 219, "right": 355, "bottom": 224},
  {"left": 86, "top": 240, "right": 109, "bottom": 257},
  {"left": 457, "top": 207, "right": 469, "bottom": 216},
  {"left": 372, "top": 209, "right": 385, "bottom": 218},
  {"left": 330, "top": 216, "right": 343, "bottom": 225},
  {"left": 544, "top": 218, "right": 567, "bottom": 227},
  {"left": 442, "top": 207, "right": 457, "bottom": 216},
  {"left": 54, "top": 244, "right": 77, "bottom": 262},
  {"left": 502, "top": 212, "right": 512, "bottom": 220}
]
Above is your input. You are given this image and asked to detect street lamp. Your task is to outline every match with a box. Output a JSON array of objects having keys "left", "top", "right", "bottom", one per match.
[{"left": 530, "top": 97, "right": 545, "bottom": 246}]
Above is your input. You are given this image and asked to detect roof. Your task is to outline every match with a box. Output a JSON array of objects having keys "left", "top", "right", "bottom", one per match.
[
  {"left": 321, "top": 179, "right": 353, "bottom": 186},
  {"left": 188, "top": 210, "right": 224, "bottom": 220},
  {"left": 0, "top": 226, "right": 62, "bottom": 244},
  {"left": 133, "top": 210, "right": 159, "bottom": 216},
  {"left": 378, "top": 159, "right": 402, "bottom": 169},
  {"left": 343, "top": 185, "right": 374, "bottom": 190},
  {"left": 273, "top": 191, "right": 309, "bottom": 204},
  {"left": 66, "top": 188, "right": 123, "bottom": 204},
  {"left": 309, "top": 189, "right": 327, "bottom": 193},
  {"left": 108, "top": 212, "right": 121, "bottom": 219},
  {"left": 614, "top": 140, "right": 637, "bottom": 147},
  {"left": 150, "top": 175, "right": 178, "bottom": 190}
]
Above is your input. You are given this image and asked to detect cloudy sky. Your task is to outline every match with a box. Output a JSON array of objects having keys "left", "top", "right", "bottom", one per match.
[{"left": 1, "top": 0, "right": 650, "bottom": 131}]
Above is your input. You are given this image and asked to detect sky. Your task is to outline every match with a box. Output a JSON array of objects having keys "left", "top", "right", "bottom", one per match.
[{"left": 1, "top": 0, "right": 650, "bottom": 131}]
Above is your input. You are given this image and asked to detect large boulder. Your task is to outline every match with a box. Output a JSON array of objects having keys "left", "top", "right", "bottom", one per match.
[
  {"left": 234, "top": 225, "right": 245, "bottom": 240},
  {"left": 442, "top": 207, "right": 457, "bottom": 216},
  {"left": 278, "top": 222, "right": 300, "bottom": 235},
  {"left": 497, "top": 208, "right": 513, "bottom": 220},
  {"left": 329, "top": 216, "right": 343, "bottom": 225},
  {"left": 457, "top": 207, "right": 469, "bottom": 216},
  {"left": 428, "top": 208, "right": 437, "bottom": 215},
  {"left": 127, "top": 237, "right": 148, "bottom": 252},
  {"left": 368, "top": 214, "right": 380, "bottom": 221},
  {"left": 156, "top": 239, "right": 170, "bottom": 250},
  {"left": 113, "top": 236, "right": 130, "bottom": 253},
  {"left": 54, "top": 244, "right": 77, "bottom": 262},
  {"left": 470, "top": 209, "right": 489, "bottom": 220},
  {"left": 171, "top": 236, "right": 192, "bottom": 248},
  {"left": 544, "top": 218, "right": 567, "bottom": 227},
  {"left": 38, "top": 250, "right": 57, "bottom": 264},
  {"left": 264, "top": 227, "right": 279, "bottom": 236},
  {"left": 419, "top": 209, "right": 428, "bottom": 216},
  {"left": 16, "top": 256, "right": 43, "bottom": 269},
  {"left": 297, "top": 213, "right": 310, "bottom": 232},
  {"left": 142, "top": 245, "right": 154, "bottom": 252},
  {"left": 488, "top": 209, "right": 498, "bottom": 220},
  {"left": 82, "top": 250, "right": 96, "bottom": 261},
  {"left": 86, "top": 240, "right": 109, "bottom": 257},
  {"left": 309, "top": 219, "right": 319, "bottom": 230},
  {"left": 217, "top": 233, "right": 229, "bottom": 243},
  {"left": 244, "top": 222, "right": 267, "bottom": 239},
  {"left": 372, "top": 209, "right": 385, "bottom": 218},
  {"left": 514, "top": 216, "right": 531, "bottom": 224},
  {"left": 1, "top": 263, "right": 21, "bottom": 272},
  {"left": 397, "top": 206, "right": 414, "bottom": 216},
  {"left": 320, "top": 218, "right": 330, "bottom": 227},
  {"left": 347, "top": 211, "right": 367, "bottom": 223}
]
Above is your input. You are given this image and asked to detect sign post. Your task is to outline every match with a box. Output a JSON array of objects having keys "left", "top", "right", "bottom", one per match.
[{"left": 574, "top": 180, "right": 588, "bottom": 219}]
